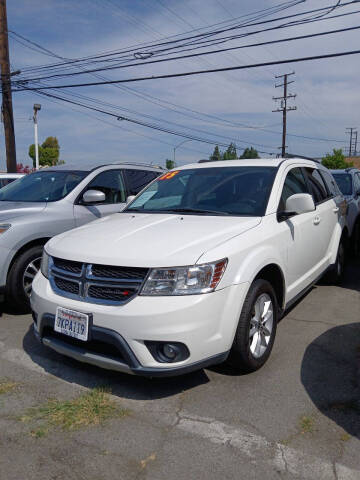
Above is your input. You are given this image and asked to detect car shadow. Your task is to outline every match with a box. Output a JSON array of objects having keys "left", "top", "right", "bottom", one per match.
[
  {"left": 22, "top": 325, "right": 210, "bottom": 400},
  {"left": 301, "top": 323, "right": 360, "bottom": 439}
]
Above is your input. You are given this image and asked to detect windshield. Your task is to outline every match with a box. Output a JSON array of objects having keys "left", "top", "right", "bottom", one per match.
[
  {"left": 332, "top": 173, "right": 353, "bottom": 196},
  {"left": 0, "top": 170, "right": 88, "bottom": 202},
  {"left": 125, "top": 166, "right": 277, "bottom": 216}
]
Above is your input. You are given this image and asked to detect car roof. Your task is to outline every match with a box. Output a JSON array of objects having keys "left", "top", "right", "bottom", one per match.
[
  {"left": 0, "top": 172, "right": 25, "bottom": 177},
  {"left": 45, "top": 162, "right": 164, "bottom": 173},
  {"left": 330, "top": 168, "right": 358, "bottom": 174},
  {"left": 179, "top": 157, "right": 319, "bottom": 170}
]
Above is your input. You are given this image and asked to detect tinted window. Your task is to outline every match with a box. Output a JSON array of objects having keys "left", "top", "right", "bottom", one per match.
[
  {"left": 332, "top": 173, "right": 353, "bottom": 196},
  {"left": 279, "top": 167, "right": 308, "bottom": 211},
  {"left": 320, "top": 170, "right": 340, "bottom": 197},
  {"left": 124, "top": 169, "right": 159, "bottom": 196},
  {"left": 126, "top": 167, "right": 277, "bottom": 217},
  {"left": 353, "top": 173, "right": 360, "bottom": 193},
  {"left": 305, "top": 168, "right": 328, "bottom": 203},
  {"left": 85, "top": 170, "right": 126, "bottom": 204},
  {"left": 0, "top": 171, "right": 87, "bottom": 202},
  {"left": 0, "top": 178, "right": 16, "bottom": 188}
]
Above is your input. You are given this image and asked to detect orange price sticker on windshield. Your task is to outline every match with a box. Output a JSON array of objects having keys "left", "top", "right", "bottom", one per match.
[{"left": 159, "top": 171, "right": 180, "bottom": 180}]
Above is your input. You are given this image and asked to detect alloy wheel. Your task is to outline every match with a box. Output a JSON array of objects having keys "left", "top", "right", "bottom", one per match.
[
  {"left": 249, "top": 293, "right": 274, "bottom": 359},
  {"left": 23, "top": 256, "right": 42, "bottom": 297}
]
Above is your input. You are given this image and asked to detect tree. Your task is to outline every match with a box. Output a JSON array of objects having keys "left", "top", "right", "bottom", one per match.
[
  {"left": 321, "top": 148, "right": 353, "bottom": 169},
  {"left": 28, "top": 136, "right": 61, "bottom": 168},
  {"left": 166, "top": 159, "right": 176, "bottom": 170},
  {"left": 240, "top": 147, "right": 259, "bottom": 159},
  {"left": 223, "top": 142, "right": 237, "bottom": 160},
  {"left": 209, "top": 145, "right": 222, "bottom": 161}
]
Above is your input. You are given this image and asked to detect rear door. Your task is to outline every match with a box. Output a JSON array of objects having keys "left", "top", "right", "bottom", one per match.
[
  {"left": 73, "top": 169, "right": 127, "bottom": 226},
  {"left": 304, "top": 167, "right": 337, "bottom": 264}
]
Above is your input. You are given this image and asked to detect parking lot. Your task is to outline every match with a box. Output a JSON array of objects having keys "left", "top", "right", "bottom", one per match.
[{"left": 0, "top": 261, "right": 359, "bottom": 480}]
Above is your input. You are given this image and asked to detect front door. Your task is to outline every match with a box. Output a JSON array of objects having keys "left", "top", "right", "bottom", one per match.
[{"left": 74, "top": 169, "right": 127, "bottom": 226}]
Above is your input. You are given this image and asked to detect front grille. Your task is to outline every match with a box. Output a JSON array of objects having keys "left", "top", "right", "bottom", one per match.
[
  {"left": 88, "top": 285, "right": 137, "bottom": 301},
  {"left": 54, "top": 277, "right": 80, "bottom": 296},
  {"left": 49, "top": 257, "right": 148, "bottom": 305},
  {"left": 91, "top": 264, "right": 148, "bottom": 280},
  {"left": 53, "top": 257, "right": 83, "bottom": 275}
]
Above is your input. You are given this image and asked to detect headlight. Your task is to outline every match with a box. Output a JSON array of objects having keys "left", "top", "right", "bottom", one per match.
[
  {"left": 40, "top": 249, "right": 50, "bottom": 279},
  {"left": 141, "top": 259, "right": 227, "bottom": 296},
  {"left": 0, "top": 224, "right": 11, "bottom": 234}
]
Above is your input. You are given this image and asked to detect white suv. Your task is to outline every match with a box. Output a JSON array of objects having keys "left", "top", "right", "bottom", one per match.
[{"left": 31, "top": 158, "right": 347, "bottom": 376}]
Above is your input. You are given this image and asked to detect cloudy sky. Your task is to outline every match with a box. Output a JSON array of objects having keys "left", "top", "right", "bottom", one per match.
[{"left": 3, "top": 0, "right": 360, "bottom": 170}]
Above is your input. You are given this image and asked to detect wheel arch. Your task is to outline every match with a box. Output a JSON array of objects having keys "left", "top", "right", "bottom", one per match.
[
  {"left": 253, "top": 263, "right": 286, "bottom": 311},
  {"left": 7, "top": 237, "right": 50, "bottom": 277}
]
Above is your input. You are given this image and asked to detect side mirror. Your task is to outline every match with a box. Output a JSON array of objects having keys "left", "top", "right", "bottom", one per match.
[
  {"left": 126, "top": 195, "right": 136, "bottom": 204},
  {"left": 82, "top": 189, "right": 106, "bottom": 204},
  {"left": 285, "top": 193, "right": 315, "bottom": 215},
  {"left": 279, "top": 193, "right": 315, "bottom": 221}
]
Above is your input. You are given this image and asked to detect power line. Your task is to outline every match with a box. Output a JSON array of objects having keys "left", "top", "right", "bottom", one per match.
[
  {"left": 12, "top": 48, "right": 360, "bottom": 91},
  {"left": 13, "top": 0, "right": 354, "bottom": 76},
  {"left": 31, "top": 89, "right": 277, "bottom": 155},
  {"left": 14, "top": 24, "right": 360, "bottom": 84}
]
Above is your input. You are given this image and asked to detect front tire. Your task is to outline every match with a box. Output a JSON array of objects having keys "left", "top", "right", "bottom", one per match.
[
  {"left": 6, "top": 245, "right": 43, "bottom": 313},
  {"left": 228, "top": 279, "right": 278, "bottom": 373}
]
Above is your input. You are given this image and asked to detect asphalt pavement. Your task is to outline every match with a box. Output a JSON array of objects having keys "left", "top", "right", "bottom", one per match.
[{"left": 0, "top": 261, "right": 359, "bottom": 479}]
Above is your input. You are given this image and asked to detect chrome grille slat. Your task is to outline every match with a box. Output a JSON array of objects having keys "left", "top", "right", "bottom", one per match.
[{"left": 49, "top": 257, "right": 148, "bottom": 305}]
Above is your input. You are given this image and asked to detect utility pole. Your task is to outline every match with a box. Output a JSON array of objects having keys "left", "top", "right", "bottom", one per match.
[
  {"left": 346, "top": 127, "right": 357, "bottom": 157},
  {"left": 33, "top": 104, "right": 41, "bottom": 170},
  {"left": 272, "top": 72, "right": 297, "bottom": 158},
  {"left": 0, "top": 0, "right": 17, "bottom": 172}
]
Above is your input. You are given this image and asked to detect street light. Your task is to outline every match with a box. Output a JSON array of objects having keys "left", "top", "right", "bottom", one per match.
[
  {"left": 33, "top": 104, "right": 41, "bottom": 170},
  {"left": 173, "top": 139, "right": 192, "bottom": 165}
]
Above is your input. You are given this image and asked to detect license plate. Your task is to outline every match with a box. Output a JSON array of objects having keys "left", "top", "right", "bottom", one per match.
[{"left": 54, "top": 307, "right": 89, "bottom": 342}]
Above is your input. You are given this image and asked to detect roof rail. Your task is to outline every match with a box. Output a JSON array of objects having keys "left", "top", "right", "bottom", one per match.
[
  {"left": 284, "top": 153, "right": 320, "bottom": 163},
  {"left": 111, "top": 161, "right": 165, "bottom": 169}
]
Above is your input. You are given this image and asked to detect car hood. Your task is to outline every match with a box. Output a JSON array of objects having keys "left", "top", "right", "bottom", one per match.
[
  {"left": 0, "top": 201, "right": 47, "bottom": 221},
  {"left": 48, "top": 212, "right": 261, "bottom": 267}
]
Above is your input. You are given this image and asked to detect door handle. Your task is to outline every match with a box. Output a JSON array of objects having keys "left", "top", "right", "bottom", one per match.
[
  {"left": 333, "top": 207, "right": 339, "bottom": 213},
  {"left": 313, "top": 216, "right": 321, "bottom": 225}
]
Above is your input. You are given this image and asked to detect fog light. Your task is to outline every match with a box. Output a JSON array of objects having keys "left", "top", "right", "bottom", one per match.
[
  {"left": 162, "top": 343, "right": 178, "bottom": 360},
  {"left": 145, "top": 341, "right": 190, "bottom": 363}
]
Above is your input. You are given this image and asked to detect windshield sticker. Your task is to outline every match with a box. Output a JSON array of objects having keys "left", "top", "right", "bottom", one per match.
[{"left": 159, "top": 171, "right": 180, "bottom": 181}]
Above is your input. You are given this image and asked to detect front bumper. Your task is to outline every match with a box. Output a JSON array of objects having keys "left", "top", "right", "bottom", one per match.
[{"left": 31, "top": 272, "right": 249, "bottom": 376}]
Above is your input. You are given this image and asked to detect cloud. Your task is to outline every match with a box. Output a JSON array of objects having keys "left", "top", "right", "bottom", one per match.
[{"left": 3, "top": 0, "right": 359, "bottom": 170}]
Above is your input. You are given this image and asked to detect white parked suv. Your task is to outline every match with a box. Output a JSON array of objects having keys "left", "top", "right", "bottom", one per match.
[{"left": 31, "top": 158, "right": 347, "bottom": 376}]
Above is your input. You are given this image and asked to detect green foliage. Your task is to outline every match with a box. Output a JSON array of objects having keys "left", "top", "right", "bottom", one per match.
[
  {"left": 166, "top": 159, "right": 176, "bottom": 170},
  {"left": 240, "top": 147, "right": 259, "bottom": 159},
  {"left": 223, "top": 142, "right": 237, "bottom": 160},
  {"left": 321, "top": 148, "right": 353, "bottom": 169},
  {"left": 210, "top": 143, "right": 237, "bottom": 161},
  {"left": 28, "top": 136, "right": 61, "bottom": 168},
  {"left": 209, "top": 145, "right": 222, "bottom": 161}
]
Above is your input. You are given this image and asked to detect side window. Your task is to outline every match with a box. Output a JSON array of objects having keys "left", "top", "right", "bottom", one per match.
[
  {"left": 320, "top": 170, "right": 339, "bottom": 197},
  {"left": 353, "top": 173, "right": 360, "bottom": 194},
  {"left": 84, "top": 170, "right": 126, "bottom": 204},
  {"left": 124, "top": 169, "right": 159, "bottom": 196},
  {"left": 305, "top": 168, "right": 328, "bottom": 204},
  {"left": 279, "top": 167, "right": 308, "bottom": 211}
]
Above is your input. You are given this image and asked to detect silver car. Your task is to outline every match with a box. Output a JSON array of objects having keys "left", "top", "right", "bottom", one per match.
[{"left": 0, "top": 162, "right": 163, "bottom": 311}]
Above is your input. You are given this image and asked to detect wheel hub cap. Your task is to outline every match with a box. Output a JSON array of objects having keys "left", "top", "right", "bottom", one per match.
[
  {"left": 23, "top": 257, "right": 42, "bottom": 298},
  {"left": 249, "top": 293, "right": 274, "bottom": 359}
]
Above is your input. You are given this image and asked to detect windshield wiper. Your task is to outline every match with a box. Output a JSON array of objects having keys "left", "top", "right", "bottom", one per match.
[{"left": 168, "top": 207, "right": 229, "bottom": 216}]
